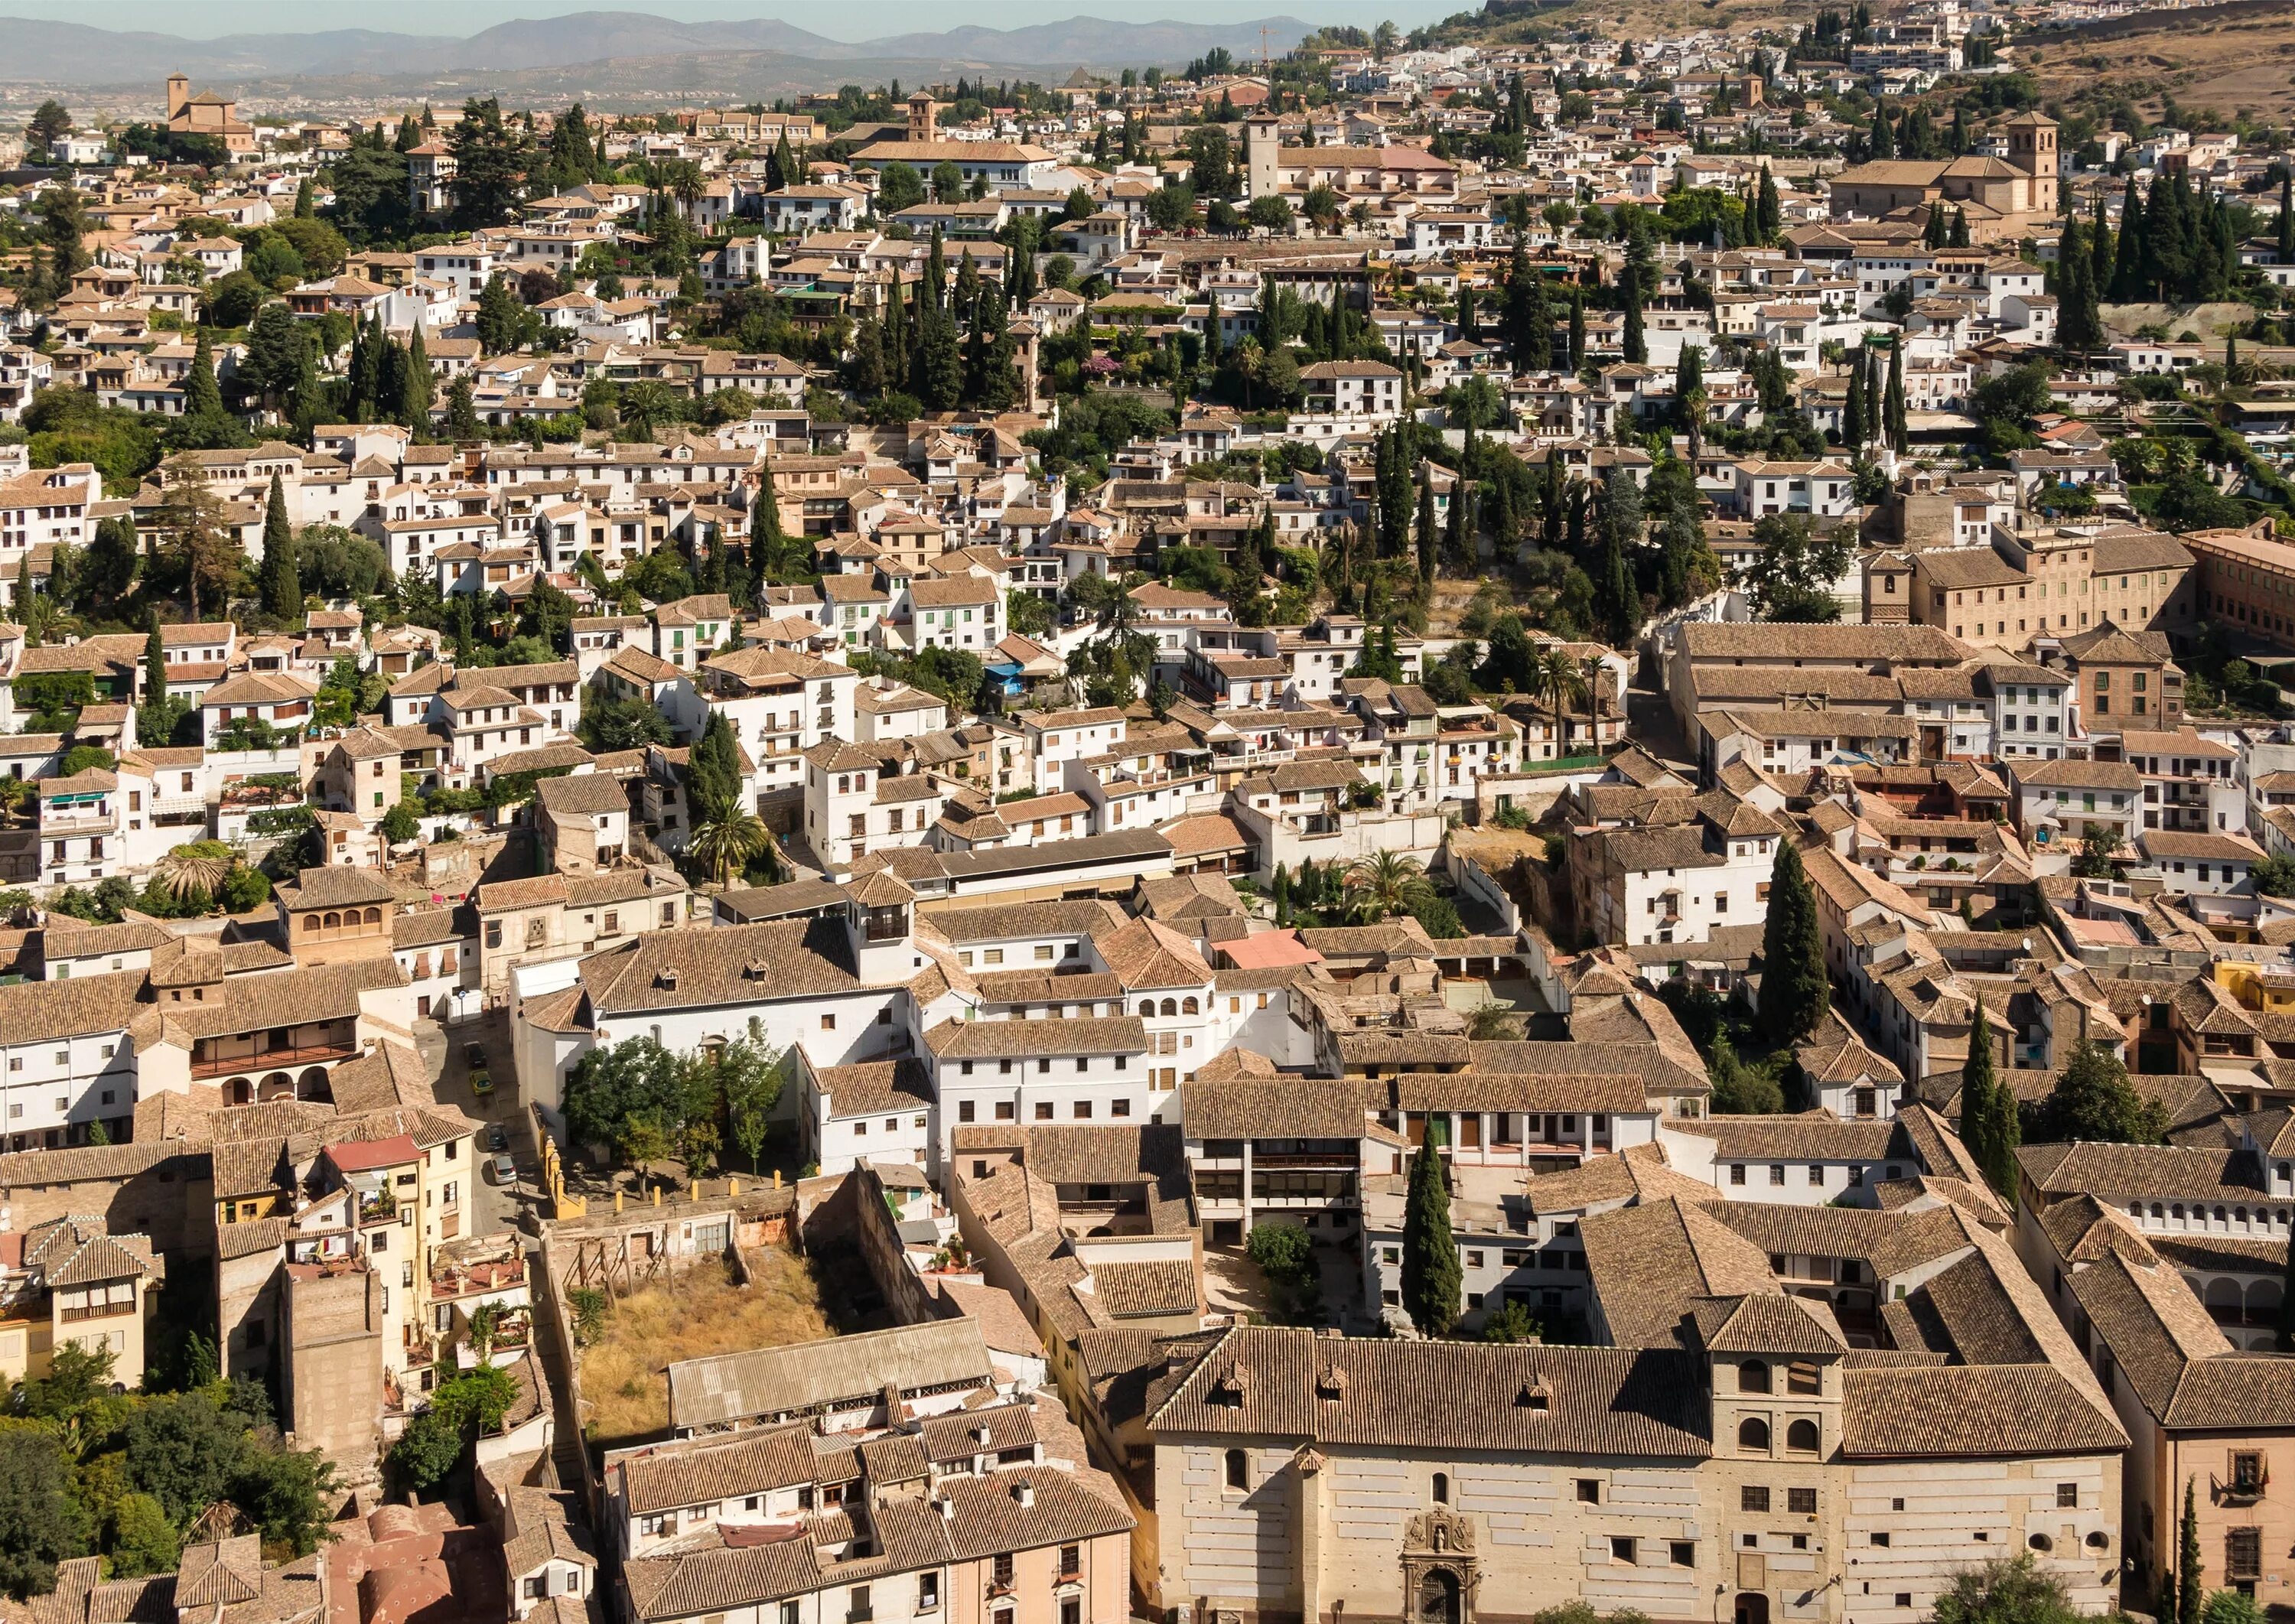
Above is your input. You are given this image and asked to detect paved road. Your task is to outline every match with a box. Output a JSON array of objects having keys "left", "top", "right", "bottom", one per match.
[{"left": 423, "top": 1007, "right": 534, "bottom": 1239}]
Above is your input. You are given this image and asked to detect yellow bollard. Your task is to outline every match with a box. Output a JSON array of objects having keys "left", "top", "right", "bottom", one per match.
[
  {"left": 651, "top": 1185, "right": 660, "bottom": 1206},
  {"left": 614, "top": 1190, "right": 623, "bottom": 1213},
  {"left": 729, "top": 1177, "right": 739, "bottom": 1198}
]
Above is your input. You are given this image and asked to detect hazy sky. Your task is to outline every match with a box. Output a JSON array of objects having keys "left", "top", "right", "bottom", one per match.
[{"left": 0, "top": 0, "right": 1438, "bottom": 41}]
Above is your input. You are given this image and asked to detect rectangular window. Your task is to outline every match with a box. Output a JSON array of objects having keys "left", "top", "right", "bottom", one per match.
[
  {"left": 1577, "top": 1479, "right": 1600, "bottom": 1504},
  {"left": 2058, "top": 1482, "right": 2080, "bottom": 1508},
  {"left": 1789, "top": 1488, "right": 1816, "bottom": 1515},
  {"left": 1611, "top": 1537, "right": 1636, "bottom": 1565},
  {"left": 1743, "top": 1486, "right": 1771, "bottom": 1513},
  {"left": 1671, "top": 1541, "right": 1695, "bottom": 1567}
]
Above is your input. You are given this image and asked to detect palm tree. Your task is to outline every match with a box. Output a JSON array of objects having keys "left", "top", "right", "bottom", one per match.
[
  {"left": 1580, "top": 653, "right": 1609, "bottom": 760},
  {"left": 617, "top": 381, "right": 678, "bottom": 441},
  {"left": 1535, "top": 647, "right": 1580, "bottom": 761},
  {"left": 1345, "top": 850, "right": 1433, "bottom": 923},
  {"left": 1681, "top": 383, "right": 1708, "bottom": 462},
  {"left": 152, "top": 842, "right": 233, "bottom": 903},
  {"left": 688, "top": 799, "right": 773, "bottom": 889}
]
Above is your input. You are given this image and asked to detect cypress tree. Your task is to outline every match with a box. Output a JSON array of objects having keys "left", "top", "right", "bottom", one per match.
[
  {"left": 293, "top": 176, "right": 314, "bottom": 218},
  {"left": 751, "top": 463, "right": 784, "bottom": 574},
  {"left": 1415, "top": 474, "right": 1437, "bottom": 581},
  {"left": 1947, "top": 207, "right": 1969, "bottom": 249},
  {"left": 184, "top": 327, "right": 222, "bottom": 418},
  {"left": 1961, "top": 1002, "right": 2011, "bottom": 1199},
  {"left": 144, "top": 611, "right": 166, "bottom": 706},
  {"left": 2178, "top": 1479, "right": 2202, "bottom": 1624},
  {"left": 1755, "top": 164, "right": 1780, "bottom": 244},
  {"left": 2277, "top": 1236, "right": 2295, "bottom": 1351},
  {"left": 1760, "top": 838, "right": 1829, "bottom": 1045},
  {"left": 1924, "top": 201, "right": 1946, "bottom": 249},
  {"left": 2091, "top": 192, "right": 2113, "bottom": 295},
  {"left": 2111, "top": 176, "right": 2147, "bottom": 301},
  {"left": 1400, "top": 1137, "right": 1461, "bottom": 1337},
  {"left": 1869, "top": 100, "right": 1896, "bottom": 160},
  {"left": 259, "top": 472, "right": 299, "bottom": 619},
  {"left": 1567, "top": 288, "right": 1585, "bottom": 371},
  {"left": 1844, "top": 352, "right": 1867, "bottom": 447},
  {"left": 2280, "top": 168, "right": 2294, "bottom": 266},
  {"left": 402, "top": 328, "right": 433, "bottom": 430},
  {"left": 1884, "top": 341, "right": 1907, "bottom": 451},
  {"left": 1622, "top": 290, "right": 1646, "bottom": 366}
]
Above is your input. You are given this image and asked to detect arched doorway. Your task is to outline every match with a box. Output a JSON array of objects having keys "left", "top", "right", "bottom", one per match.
[
  {"left": 227, "top": 1078, "right": 253, "bottom": 1106},
  {"left": 1418, "top": 1570, "right": 1460, "bottom": 1624},
  {"left": 1736, "top": 1595, "right": 1771, "bottom": 1624},
  {"left": 297, "top": 1067, "right": 333, "bottom": 1102},
  {"left": 258, "top": 1071, "right": 295, "bottom": 1102}
]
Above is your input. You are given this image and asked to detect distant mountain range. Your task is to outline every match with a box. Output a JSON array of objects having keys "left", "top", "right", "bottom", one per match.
[{"left": 0, "top": 8, "right": 1318, "bottom": 89}]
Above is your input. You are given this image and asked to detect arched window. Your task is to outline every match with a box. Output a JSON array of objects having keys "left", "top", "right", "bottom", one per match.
[
  {"left": 1225, "top": 1450, "right": 1248, "bottom": 1491},
  {"left": 1161, "top": 998, "right": 1178, "bottom": 1017},
  {"left": 324, "top": 911, "right": 341, "bottom": 930},
  {"left": 1738, "top": 1417, "right": 1770, "bottom": 1452},
  {"left": 1183, "top": 996, "right": 1200, "bottom": 1015},
  {"left": 363, "top": 906, "right": 382, "bottom": 927},
  {"left": 300, "top": 914, "right": 317, "bottom": 934},
  {"left": 1786, "top": 1419, "right": 1820, "bottom": 1453},
  {"left": 1739, "top": 1359, "right": 1771, "bottom": 1394},
  {"left": 1431, "top": 1472, "right": 1450, "bottom": 1505}
]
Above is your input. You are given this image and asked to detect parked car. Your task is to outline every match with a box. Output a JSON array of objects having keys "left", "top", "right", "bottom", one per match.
[
  {"left": 464, "top": 1042, "right": 487, "bottom": 1071},
  {"left": 487, "top": 1124, "right": 509, "bottom": 1154},
  {"left": 490, "top": 1154, "right": 517, "bottom": 1185},
  {"left": 469, "top": 1069, "right": 493, "bottom": 1096}
]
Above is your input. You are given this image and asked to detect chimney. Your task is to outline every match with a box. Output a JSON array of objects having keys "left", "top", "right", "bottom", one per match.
[
  {"left": 935, "top": 1495, "right": 953, "bottom": 1520},
  {"left": 1011, "top": 1481, "right": 1034, "bottom": 1508}
]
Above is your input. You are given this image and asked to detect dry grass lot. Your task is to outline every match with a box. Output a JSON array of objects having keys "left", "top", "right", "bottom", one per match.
[{"left": 578, "top": 1245, "right": 837, "bottom": 1446}]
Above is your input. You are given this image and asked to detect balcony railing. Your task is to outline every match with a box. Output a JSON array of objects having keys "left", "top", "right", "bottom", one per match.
[
  {"left": 60, "top": 1301, "right": 135, "bottom": 1323},
  {"left": 190, "top": 1040, "right": 358, "bottom": 1080}
]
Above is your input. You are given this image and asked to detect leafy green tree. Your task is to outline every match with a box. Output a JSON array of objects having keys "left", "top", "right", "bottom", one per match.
[
  {"left": 562, "top": 1036, "right": 697, "bottom": 1154},
  {"left": 1760, "top": 838, "right": 1828, "bottom": 1045},
  {"left": 448, "top": 98, "right": 527, "bottom": 228},
  {"left": 876, "top": 161, "right": 926, "bottom": 213},
  {"left": 105, "top": 1492, "right": 179, "bottom": 1578},
  {"left": 1400, "top": 1137, "right": 1461, "bottom": 1337},
  {"left": 389, "top": 1363, "right": 519, "bottom": 1494},
  {"left": 1930, "top": 1555, "right": 2081, "bottom": 1624},
  {"left": 0, "top": 1421, "right": 89, "bottom": 1598},
  {"left": 1743, "top": 513, "right": 1852, "bottom": 623},
  {"left": 2044, "top": 1043, "right": 2165, "bottom": 1144}
]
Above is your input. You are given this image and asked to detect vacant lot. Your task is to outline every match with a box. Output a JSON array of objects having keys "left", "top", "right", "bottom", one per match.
[
  {"left": 577, "top": 1245, "right": 838, "bottom": 1447},
  {"left": 2026, "top": 7, "right": 2295, "bottom": 121}
]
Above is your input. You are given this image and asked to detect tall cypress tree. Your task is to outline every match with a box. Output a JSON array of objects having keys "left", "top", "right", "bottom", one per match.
[
  {"left": 184, "top": 327, "right": 222, "bottom": 418},
  {"left": 2280, "top": 168, "right": 2294, "bottom": 265},
  {"left": 1567, "top": 288, "right": 1586, "bottom": 371},
  {"left": 144, "top": 611, "right": 166, "bottom": 707},
  {"left": 1760, "top": 839, "right": 1829, "bottom": 1045},
  {"left": 402, "top": 328, "right": 433, "bottom": 430},
  {"left": 1844, "top": 352, "right": 1867, "bottom": 447},
  {"left": 1400, "top": 1137, "right": 1461, "bottom": 1337},
  {"left": 2091, "top": 192, "right": 2113, "bottom": 295},
  {"left": 2111, "top": 176, "right": 2147, "bottom": 301},
  {"left": 1414, "top": 474, "right": 1437, "bottom": 582},
  {"left": 1869, "top": 100, "right": 1896, "bottom": 160},
  {"left": 2178, "top": 1479, "right": 2202, "bottom": 1624},
  {"left": 1961, "top": 1002, "right": 2002, "bottom": 1193},
  {"left": 1884, "top": 341, "right": 1907, "bottom": 452},
  {"left": 2277, "top": 1238, "right": 2295, "bottom": 1351},
  {"left": 259, "top": 472, "right": 299, "bottom": 619}
]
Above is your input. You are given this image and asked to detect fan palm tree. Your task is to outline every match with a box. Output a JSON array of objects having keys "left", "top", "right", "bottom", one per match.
[
  {"left": 688, "top": 799, "right": 773, "bottom": 890},
  {"left": 1535, "top": 647, "right": 1580, "bottom": 762},
  {"left": 1580, "top": 653, "right": 1610, "bottom": 760},
  {"left": 1681, "top": 383, "right": 1708, "bottom": 462},
  {"left": 152, "top": 842, "right": 233, "bottom": 903},
  {"left": 1344, "top": 850, "right": 1433, "bottom": 923}
]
